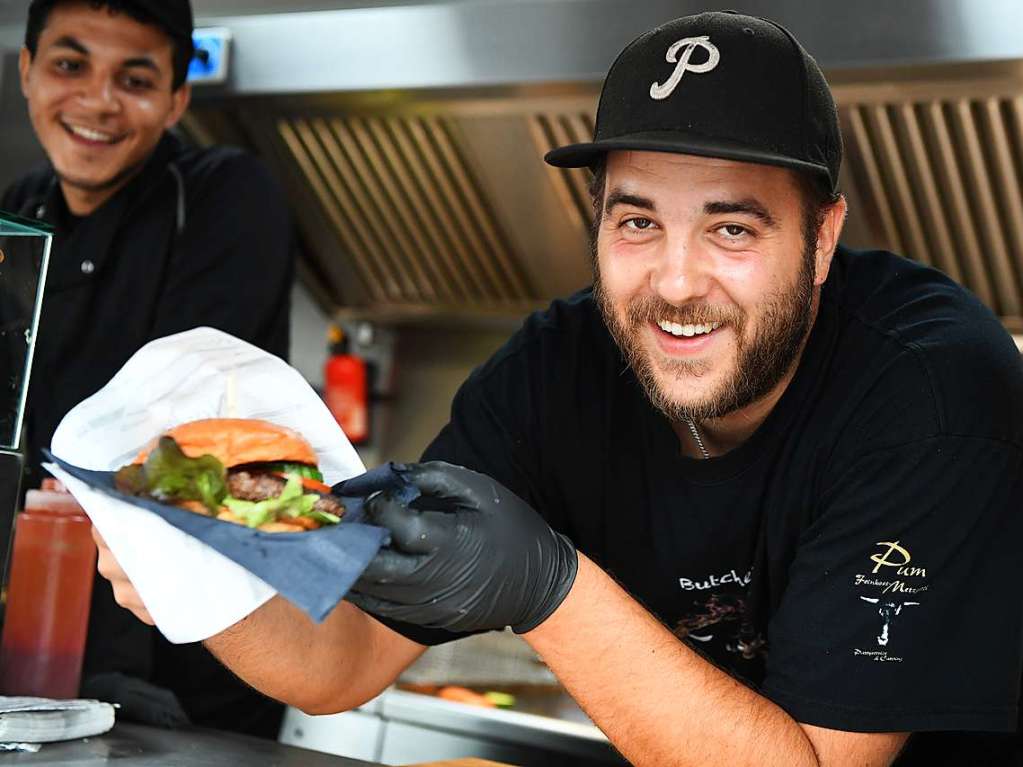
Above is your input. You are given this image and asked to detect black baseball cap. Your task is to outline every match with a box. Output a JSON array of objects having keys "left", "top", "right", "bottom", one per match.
[{"left": 545, "top": 11, "right": 842, "bottom": 193}]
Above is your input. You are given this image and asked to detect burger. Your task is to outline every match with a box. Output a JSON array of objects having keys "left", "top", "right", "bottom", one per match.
[{"left": 114, "top": 418, "right": 344, "bottom": 533}]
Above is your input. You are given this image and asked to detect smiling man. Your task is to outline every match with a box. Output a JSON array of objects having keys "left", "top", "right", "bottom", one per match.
[
  {"left": 3, "top": 0, "right": 292, "bottom": 740},
  {"left": 94, "top": 11, "right": 1023, "bottom": 766}
]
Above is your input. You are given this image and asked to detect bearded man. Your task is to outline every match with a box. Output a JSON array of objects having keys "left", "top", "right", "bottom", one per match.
[{"left": 96, "top": 11, "right": 1023, "bottom": 766}]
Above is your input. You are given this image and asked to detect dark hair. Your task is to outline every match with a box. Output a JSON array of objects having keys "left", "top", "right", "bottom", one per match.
[
  {"left": 793, "top": 171, "right": 842, "bottom": 257},
  {"left": 25, "top": 0, "right": 192, "bottom": 90},
  {"left": 587, "top": 154, "right": 841, "bottom": 258}
]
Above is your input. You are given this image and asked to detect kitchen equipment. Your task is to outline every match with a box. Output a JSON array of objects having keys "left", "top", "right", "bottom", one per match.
[{"left": 0, "top": 212, "right": 50, "bottom": 579}]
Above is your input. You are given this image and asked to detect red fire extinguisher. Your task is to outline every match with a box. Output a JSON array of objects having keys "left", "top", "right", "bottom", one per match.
[{"left": 324, "top": 325, "right": 369, "bottom": 444}]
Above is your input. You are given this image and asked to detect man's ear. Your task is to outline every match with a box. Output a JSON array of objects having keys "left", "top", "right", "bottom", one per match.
[
  {"left": 165, "top": 82, "right": 192, "bottom": 129},
  {"left": 19, "top": 46, "right": 33, "bottom": 99},
  {"left": 813, "top": 195, "right": 847, "bottom": 286}
]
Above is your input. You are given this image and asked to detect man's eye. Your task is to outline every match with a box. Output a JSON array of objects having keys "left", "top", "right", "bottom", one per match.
[
  {"left": 717, "top": 224, "right": 749, "bottom": 238},
  {"left": 54, "top": 59, "right": 81, "bottom": 73},
  {"left": 122, "top": 75, "right": 154, "bottom": 91},
  {"left": 623, "top": 218, "right": 655, "bottom": 231}
]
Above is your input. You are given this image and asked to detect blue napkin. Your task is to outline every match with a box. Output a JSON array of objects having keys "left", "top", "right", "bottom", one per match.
[
  {"left": 334, "top": 462, "right": 420, "bottom": 504},
  {"left": 45, "top": 453, "right": 414, "bottom": 623}
]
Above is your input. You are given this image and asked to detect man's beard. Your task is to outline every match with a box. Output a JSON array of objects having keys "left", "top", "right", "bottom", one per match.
[{"left": 595, "top": 245, "right": 816, "bottom": 423}]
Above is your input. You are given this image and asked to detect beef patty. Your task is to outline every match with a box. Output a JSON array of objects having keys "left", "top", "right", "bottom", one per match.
[{"left": 228, "top": 470, "right": 345, "bottom": 517}]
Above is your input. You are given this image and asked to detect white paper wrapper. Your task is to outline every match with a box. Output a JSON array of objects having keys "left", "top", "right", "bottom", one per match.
[{"left": 46, "top": 327, "right": 365, "bottom": 643}]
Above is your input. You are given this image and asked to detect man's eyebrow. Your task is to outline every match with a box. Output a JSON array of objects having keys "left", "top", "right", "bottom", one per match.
[
  {"left": 704, "top": 199, "right": 777, "bottom": 228},
  {"left": 48, "top": 37, "right": 160, "bottom": 74},
  {"left": 604, "top": 189, "right": 657, "bottom": 215},
  {"left": 51, "top": 35, "right": 88, "bottom": 55},
  {"left": 122, "top": 56, "right": 160, "bottom": 73}
]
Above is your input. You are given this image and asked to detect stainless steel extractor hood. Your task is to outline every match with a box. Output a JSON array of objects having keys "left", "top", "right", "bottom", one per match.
[
  {"left": 7, "top": 1, "right": 1017, "bottom": 329},
  {"left": 834, "top": 65, "right": 1023, "bottom": 328}
]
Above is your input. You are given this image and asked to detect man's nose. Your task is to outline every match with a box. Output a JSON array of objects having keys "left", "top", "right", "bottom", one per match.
[
  {"left": 651, "top": 237, "right": 713, "bottom": 305},
  {"left": 77, "top": 73, "right": 120, "bottom": 113}
]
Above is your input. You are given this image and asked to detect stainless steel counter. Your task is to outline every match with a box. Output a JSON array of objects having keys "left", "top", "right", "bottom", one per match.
[
  {"left": 282, "top": 687, "right": 626, "bottom": 766},
  {"left": 6, "top": 722, "right": 378, "bottom": 766}
]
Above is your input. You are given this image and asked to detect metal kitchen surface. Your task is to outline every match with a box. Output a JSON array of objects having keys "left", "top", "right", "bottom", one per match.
[
  {"left": 4, "top": 722, "right": 378, "bottom": 766},
  {"left": 183, "top": 59, "right": 1023, "bottom": 332},
  {"left": 3, "top": 1, "right": 1021, "bottom": 332},
  {"left": 194, "top": 0, "right": 1023, "bottom": 94}
]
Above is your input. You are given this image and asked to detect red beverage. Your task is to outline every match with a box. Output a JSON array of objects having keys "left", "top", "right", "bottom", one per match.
[{"left": 0, "top": 484, "right": 95, "bottom": 698}]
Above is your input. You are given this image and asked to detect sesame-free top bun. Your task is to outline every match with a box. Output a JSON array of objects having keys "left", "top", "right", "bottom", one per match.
[{"left": 136, "top": 418, "right": 318, "bottom": 467}]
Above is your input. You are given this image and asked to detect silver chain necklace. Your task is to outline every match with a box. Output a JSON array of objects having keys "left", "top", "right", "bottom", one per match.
[{"left": 684, "top": 417, "right": 710, "bottom": 460}]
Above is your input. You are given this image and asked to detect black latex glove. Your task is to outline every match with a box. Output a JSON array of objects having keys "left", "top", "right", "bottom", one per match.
[
  {"left": 347, "top": 462, "right": 578, "bottom": 634},
  {"left": 80, "top": 672, "right": 191, "bottom": 728}
]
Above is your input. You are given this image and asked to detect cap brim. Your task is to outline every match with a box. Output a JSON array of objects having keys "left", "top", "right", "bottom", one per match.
[{"left": 544, "top": 130, "right": 831, "bottom": 184}]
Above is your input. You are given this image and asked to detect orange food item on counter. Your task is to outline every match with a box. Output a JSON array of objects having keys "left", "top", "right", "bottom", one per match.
[{"left": 437, "top": 686, "right": 497, "bottom": 708}]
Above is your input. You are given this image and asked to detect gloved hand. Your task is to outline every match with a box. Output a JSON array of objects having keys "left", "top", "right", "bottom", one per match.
[{"left": 347, "top": 462, "right": 578, "bottom": 634}]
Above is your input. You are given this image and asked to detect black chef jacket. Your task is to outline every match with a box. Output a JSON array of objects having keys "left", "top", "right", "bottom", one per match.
[{"left": 2, "top": 131, "right": 294, "bottom": 737}]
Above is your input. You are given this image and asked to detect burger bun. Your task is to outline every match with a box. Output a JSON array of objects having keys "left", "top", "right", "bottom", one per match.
[{"left": 136, "top": 418, "right": 318, "bottom": 468}]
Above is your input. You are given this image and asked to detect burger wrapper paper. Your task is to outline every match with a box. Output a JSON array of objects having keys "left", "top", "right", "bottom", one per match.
[{"left": 43, "top": 327, "right": 398, "bottom": 644}]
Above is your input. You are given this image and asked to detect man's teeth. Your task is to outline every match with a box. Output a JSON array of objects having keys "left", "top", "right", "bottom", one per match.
[
  {"left": 657, "top": 320, "right": 722, "bottom": 338},
  {"left": 65, "top": 123, "right": 117, "bottom": 143}
]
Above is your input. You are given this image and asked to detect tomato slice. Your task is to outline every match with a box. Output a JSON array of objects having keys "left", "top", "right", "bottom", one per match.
[
  {"left": 302, "top": 477, "right": 334, "bottom": 494},
  {"left": 273, "top": 472, "right": 333, "bottom": 495}
]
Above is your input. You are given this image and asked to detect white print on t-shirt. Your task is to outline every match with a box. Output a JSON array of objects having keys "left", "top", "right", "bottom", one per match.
[
  {"left": 854, "top": 648, "right": 903, "bottom": 663},
  {"left": 853, "top": 574, "right": 929, "bottom": 596},
  {"left": 858, "top": 597, "right": 920, "bottom": 646},
  {"left": 852, "top": 541, "right": 929, "bottom": 663},
  {"left": 678, "top": 567, "right": 752, "bottom": 591}
]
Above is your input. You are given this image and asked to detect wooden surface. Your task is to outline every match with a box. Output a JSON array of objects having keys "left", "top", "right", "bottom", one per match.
[{"left": 405, "top": 760, "right": 514, "bottom": 767}]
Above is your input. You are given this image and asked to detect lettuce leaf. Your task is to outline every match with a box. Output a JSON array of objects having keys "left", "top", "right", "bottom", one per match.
[
  {"left": 222, "top": 476, "right": 324, "bottom": 528},
  {"left": 264, "top": 462, "right": 324, "bottom": 482},
  {"left": 114, "top": 437, "right": 227, "bottom": 513},
  {"left": 306, "top": 510, "right": 341, "bottom": 525}
]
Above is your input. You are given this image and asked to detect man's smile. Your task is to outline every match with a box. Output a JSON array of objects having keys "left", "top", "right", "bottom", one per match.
[
  {"left": 60, "top": 118, "right": 127, "bottom": 146},
  {"left": 649, "top": 319, "right": 728, "bottom": 357},
  {"left": 656, "top": 319, "right": 722, "bottom": 338}
]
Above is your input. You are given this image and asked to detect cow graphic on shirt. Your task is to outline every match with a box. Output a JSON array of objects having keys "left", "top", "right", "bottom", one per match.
[{"left": 859, "top": 596, "right": 919, "bottom": 646}]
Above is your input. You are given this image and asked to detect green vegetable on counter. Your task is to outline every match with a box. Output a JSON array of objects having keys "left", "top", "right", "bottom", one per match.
[{"left": 483, "top": 691, "right": 516, "bottom": 709}]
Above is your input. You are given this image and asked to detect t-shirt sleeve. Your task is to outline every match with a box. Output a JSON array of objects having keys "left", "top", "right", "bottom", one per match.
[
  {"left": 421, "top": 364, "right": 544, "bottom": 506},
  {"left": 148, "top": 152, "right": 294, "bottom": 359},
  {"left": 762, "top": 435, "right": 1023, "bottom": 732}
]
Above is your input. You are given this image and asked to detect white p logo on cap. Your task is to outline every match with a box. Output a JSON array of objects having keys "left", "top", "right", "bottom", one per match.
[{"left": 650, "top": 35, "right": 720, "bottom": 100}]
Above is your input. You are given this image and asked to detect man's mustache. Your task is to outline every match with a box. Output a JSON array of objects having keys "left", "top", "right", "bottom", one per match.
[{"left": 625, "top": 297, "right": 745, "bottom": 329}]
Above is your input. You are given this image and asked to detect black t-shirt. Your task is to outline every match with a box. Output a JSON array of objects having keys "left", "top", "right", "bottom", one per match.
[
  {"left": 393, "top": 246, "right": 1023, "bottom": 764},
  {"left": 2, "top": 132, "right": 294, "bottom": 738}
]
